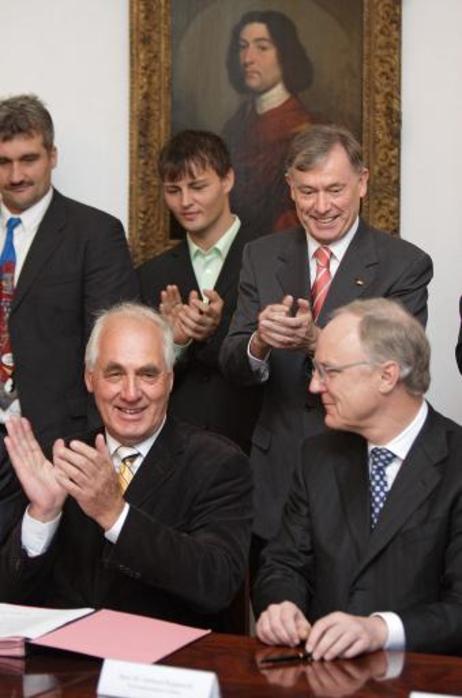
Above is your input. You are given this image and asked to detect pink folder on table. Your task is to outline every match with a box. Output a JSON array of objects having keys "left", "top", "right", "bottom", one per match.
[{"left": 32, "top": 609, "right": 210, "bottom": 663}]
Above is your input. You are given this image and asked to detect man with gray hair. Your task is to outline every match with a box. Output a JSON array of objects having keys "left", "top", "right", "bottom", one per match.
[
  {"left": 0, "top": 302, "right": 252, "bottom": 630},
  {"left": 254, "top": 298, "right": 462, "bottom": 658},
  {"left": 220, "top": 123, "right": 433, "bottom": 567}
]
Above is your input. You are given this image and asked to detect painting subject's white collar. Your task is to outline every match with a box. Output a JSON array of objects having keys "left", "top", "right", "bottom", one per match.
[{"left": 255, "top": 82, "right": 290, "bottom": 114}]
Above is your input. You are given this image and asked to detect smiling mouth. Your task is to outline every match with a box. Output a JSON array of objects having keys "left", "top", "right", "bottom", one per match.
[
  {"left": 9, "top": 183, "right": 32, "bottom": 191},
  {"left": 312, "top": 215, "right": 338, "bottom": 225},
  {"left": 116, "top": 406, "right": 146, "bottom": 416}
]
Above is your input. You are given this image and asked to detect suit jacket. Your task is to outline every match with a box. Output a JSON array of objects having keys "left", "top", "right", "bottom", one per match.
[
  {"left": 253, "top": 406, "right": 462, "bottom": 655},
  {"left": 137, "top": 222, "right": 261, "bottom": 453},
  {"left": 220, "top": 221, "right": 434, "bottom": 538},
  {"left": 456, "top": 296, "right": 462, "bottom": 373},
  {"left": 0, "top": 418, "right": 253, "bottom": 630},
  {"left": 9, "top": 189, "right": 138, "bottom": 444}
]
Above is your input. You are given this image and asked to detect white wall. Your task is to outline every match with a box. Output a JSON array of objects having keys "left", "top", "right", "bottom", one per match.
[
  {"left": 2, "top": 0, "right": 461, "bottom": 421},
  {"left": 1, "top": 0, "right": 129, "bottom": 228},
  {"left": 402, "top": 0, "right": 462, "bottom": 422}
]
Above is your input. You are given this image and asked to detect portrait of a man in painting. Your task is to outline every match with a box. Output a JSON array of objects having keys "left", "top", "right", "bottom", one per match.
[
  {"left": 223, "top": 10, "right": 317, "bottom": 237},
  {"left": 129, "top": 0, "right": 401, "bottom": 260}
]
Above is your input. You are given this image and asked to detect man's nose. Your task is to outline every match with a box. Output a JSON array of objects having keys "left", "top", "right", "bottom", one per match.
[
  {"left": 180, "top": 189, "right": 192, "bottom": 207},
  {"left": 314, "top": 191, "right": 330, "bottom": 214},
  {"left": 309, "top": 370, "right": 324, "bottom": 395},
  {"left": 241, "top": 46, "right": 255, "bottom": 65},
  {"left": 9, "top": 162, "right": 24, "bottom": 183},
  {"left": 121, "top": 375, "right": 141, "bottom": 400}
]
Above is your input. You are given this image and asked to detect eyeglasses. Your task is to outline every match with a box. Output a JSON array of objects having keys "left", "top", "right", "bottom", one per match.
[{"left": 312, "top": 359, "right": 372, "bottom": 383}]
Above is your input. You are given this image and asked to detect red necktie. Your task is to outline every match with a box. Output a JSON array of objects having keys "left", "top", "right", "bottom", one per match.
[
  {"left": 0, "top": 217, "right": 20, "bottom": 401},
  {"left": 311, "top": 246, "right": 332, "bottom": 322}
]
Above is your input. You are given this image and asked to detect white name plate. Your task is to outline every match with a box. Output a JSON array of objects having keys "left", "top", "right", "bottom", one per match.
[{"left": 97, "top": 659, "right": 221, "bottom": 698}]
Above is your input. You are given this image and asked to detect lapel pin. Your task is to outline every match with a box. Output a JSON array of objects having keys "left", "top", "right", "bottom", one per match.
[{"left": 355, "top": 278, "right": 365, "bottom": 286}]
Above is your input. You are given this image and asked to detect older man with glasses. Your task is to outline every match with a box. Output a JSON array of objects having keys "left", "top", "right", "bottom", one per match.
[{"left": 254, "top": 298, "right": 462, "bottom": 659}]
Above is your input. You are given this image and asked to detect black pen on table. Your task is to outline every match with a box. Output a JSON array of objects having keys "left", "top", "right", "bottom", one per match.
[{"left": 259, "top": 644, "right": 312, "bottom": 665}]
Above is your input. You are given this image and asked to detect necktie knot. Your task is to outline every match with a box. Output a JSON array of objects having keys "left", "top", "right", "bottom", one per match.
[
  {"left": 370, "top": 447, "right": 395, "bottom": 469},
  {"left": 314, "top": 245, "right": 331, "bottom": 269},
  {"left": 1, "top": 218, "right": 20, "bottom": 266},
  {"left": 117, "top": 447, "right": 140, "bottom": 493}
]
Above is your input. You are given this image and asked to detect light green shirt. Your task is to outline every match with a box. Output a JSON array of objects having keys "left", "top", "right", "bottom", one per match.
[{"left": 186, "top": 216, "right": 241, "bottom": 298}]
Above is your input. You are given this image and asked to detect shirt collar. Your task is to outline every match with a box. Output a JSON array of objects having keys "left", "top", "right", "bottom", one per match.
[
  {"left": 0, "top": 187, "right": 53, "bottom": 231},
  {"left": 255, "top": 82, "right": 290, "bottom": 115},
  {"left": 368, "top": 400, "right": 429, "bottom": 461},
  {"left": 105, "top": 415, "right": 166, "bottom": 462},
  {"left": 187, "top": 215, "right": 241, "bottom": 261},
  {"left": 306, "top": 216, "right": 359, "bottom": 264}
]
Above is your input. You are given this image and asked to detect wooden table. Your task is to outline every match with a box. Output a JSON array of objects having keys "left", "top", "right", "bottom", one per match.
[{"left": 1, "top": 633, "right": 462, "bottom": 697}]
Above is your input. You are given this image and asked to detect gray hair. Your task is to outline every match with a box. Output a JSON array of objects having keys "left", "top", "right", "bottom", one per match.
[
  {"left": 85, "top": 302, "right": 175, "bottom": 372},
  {"left": 285, "top": 124, "right": 364, "bottom": 174},
  {"left": 333, "top": 298, "right": 430, "bottom": 396},
  {"left": 0, "top": 94, "right": 54, "bottom": 150}
]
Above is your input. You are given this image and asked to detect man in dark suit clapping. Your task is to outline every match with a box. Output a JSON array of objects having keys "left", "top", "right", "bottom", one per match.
[
  {"left": 0, "top": 302, "right": 252, "bottom": 630},
  {"left": 138, "top": 130, "right": 260, "bottom": 453}
]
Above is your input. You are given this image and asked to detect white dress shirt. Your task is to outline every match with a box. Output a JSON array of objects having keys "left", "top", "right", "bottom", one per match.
[
  {"left": 0, "top": 187, "right": 53, "bottom": 283},
  {"left": 370, "top": 400, "right": 429, "bottom": 650}
]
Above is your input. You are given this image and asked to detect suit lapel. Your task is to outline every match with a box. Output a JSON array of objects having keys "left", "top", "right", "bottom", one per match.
[
  {"left": 124, "top": 419, "right": 180, "bottom": 506},
  {"left": 275, "top": 228, "right": 310, "bottom": 300},
  {"left": 214, "top": 223, "right": 249, "bottom": 299},
  {"left": 333, "top": 435, "right": 370, "bottom": 560},
  {"left": 353, "top": 409, "right": 447, "bottom": 580},
  {"left": 11, "top": 189, "right": 67, "bottom": 314},
  {"left": 317, "top": 221, "right": 378, "bottom": 326},
  {"left": 168, "top": 240, "right": 199, "bottom": 296}
]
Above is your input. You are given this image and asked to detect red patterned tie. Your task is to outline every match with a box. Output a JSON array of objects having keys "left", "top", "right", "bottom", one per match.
[
  {"left": 0, "top": 217, "right": 21, "bottom": 402},
  {"left": 311, "top": 246, "right": 332, "bottom": 322}
]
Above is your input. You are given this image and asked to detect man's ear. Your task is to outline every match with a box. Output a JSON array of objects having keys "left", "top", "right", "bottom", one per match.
[
  {"left": 285, "top": 171, "right": 296, "bottom": 201},
  {"left": 50, "top": 145, "right": 58, "bottom": 170},
  {"left": 378, "top": 360, "right": 401, "bottom": 394},
  {"left": 84, "top": 369, "right": 94, "bottom": 394},
  {"left": 223, "top": 167, "right": 235, "bottom": 194},
  {"left": 358, "top": 167, "right": 369, "bottom": 199}
]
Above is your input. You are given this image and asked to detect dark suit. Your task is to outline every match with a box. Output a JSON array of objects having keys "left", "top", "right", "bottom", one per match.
[
  {"left": 137, "top": 223, "right": 261, "bottom": 452},
  {"left": 0, "top": 418, "right": 253, "bottom": 630},
  {"left": 9, "top": 189, "right": 138, "bottom": 443},
  {"left": 456, "top": 296, "right": 462, "bottom": 373},
  {"left": 220, "top": 221, "right": 433, "bottom": 539},
  {"left": 253, "top": 406, "right": 462, "bottom": 655}
]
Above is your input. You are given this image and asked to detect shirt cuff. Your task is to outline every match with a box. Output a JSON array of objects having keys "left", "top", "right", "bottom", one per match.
[
  {"left": 373, "top": 611, "right": 406, "bottom": 651},
  {"left": 104, "top": 502, "right": 130, "bottom": 544},
  {"left": 247, "top": 333, "right": 270, "bottom": 380},
  {"left": 21, "top": 507, "right": 62, "bottom": 557},
  {"left": 173, "top": 339, "right": 192, "bottom": 361}
]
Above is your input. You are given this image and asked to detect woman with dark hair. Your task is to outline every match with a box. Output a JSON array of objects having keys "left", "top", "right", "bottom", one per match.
[{"left": 223, "top": 10, "right": 317, "bottom": 237}]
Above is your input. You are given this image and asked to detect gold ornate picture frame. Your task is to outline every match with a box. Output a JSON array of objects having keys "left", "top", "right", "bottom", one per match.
[{"left": 129, "top": 0, "right": 401, "bottom": 265}]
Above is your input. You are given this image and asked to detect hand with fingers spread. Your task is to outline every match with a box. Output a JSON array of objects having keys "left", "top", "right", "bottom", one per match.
[
  {"left": 256, "top": 600, "right": 311, "bottom": 648},
  {"left": 53, "top": 433, "right": 125, "bottom": 531},
  {"left": 4, "top": 416, "right": 67, "bottom": 522},
  {"left": 251, "top": 295, "right": 319, "bottom": 359},
  {"left": 306, "top": 612, "right": 388, "bottom": 661},
  {"left": 159, "top": 284, "right": 190, "bottom": 346}
]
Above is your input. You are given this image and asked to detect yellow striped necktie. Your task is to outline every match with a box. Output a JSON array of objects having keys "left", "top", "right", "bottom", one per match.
[{"left": 117, "top": 450, "right": 139, "bottom": 493}]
